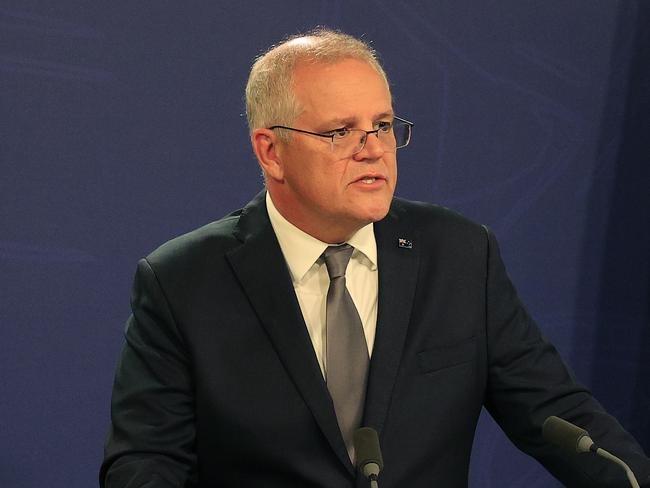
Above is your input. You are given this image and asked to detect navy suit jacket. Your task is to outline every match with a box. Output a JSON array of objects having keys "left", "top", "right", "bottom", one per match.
[{"left": 101, "top": 192, "right": 650, "bottom": 487}]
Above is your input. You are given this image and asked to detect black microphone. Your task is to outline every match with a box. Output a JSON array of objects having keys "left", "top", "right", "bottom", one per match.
[
  {"left": 354, "top": 427, "right": 383, "bottom": 488},
  {"left": 542, "top": 416, "right": 641, "bottom": 488},
  {"left": 542, "top": 415, "right": 594, "bottom": 453}
]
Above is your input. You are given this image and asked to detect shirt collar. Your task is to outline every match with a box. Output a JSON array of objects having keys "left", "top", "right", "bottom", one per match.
[{"left": 265, "top": 192, "right": 377, "bottom": 283}]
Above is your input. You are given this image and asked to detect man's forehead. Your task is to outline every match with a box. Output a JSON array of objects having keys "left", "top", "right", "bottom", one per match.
[
  {"left": 292, "top": 59, "right": 391, "bottom": 99},
  {"left": 292, "top": 59, "right": 392, "bottom": 123}
]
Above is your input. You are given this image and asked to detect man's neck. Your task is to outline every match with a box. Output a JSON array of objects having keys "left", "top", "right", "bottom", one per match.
[{"left": 266, "top": 191, "right": 363, "bottom": 244}]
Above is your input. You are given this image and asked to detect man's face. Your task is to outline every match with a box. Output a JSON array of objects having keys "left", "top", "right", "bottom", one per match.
[{"left": 270, "top": 58, "right": 397, "bottom": 242}]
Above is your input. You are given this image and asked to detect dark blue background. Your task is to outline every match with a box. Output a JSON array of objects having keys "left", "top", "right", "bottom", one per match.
[{"left": 1, "top": 2, "right": 648, "bottom": 486}]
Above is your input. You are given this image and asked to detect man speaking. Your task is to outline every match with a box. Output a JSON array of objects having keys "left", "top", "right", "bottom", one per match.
[{"left": 100, "top": 29, "right": 650, "bottom": 487}]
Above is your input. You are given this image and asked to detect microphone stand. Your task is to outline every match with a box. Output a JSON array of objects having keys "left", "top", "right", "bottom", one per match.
[{"left": 590, "top": 445, "right": 640, "bottom": 488}]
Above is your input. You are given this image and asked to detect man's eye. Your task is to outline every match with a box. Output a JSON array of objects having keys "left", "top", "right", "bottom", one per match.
[
  {"left": 377, "top": 121, "right": 392, "bottom": 133},
  {"left": 329, "top": 128, "right": 351, "bottom": 139}
]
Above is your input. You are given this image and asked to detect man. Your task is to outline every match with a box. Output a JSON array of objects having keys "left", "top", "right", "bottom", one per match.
[{"left": 101, "top": 29, "right": 650, "bottom": 487}]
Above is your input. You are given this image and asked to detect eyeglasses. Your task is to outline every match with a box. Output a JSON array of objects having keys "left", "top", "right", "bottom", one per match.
[{"left": 268, "top": 116, "right": 413, "bottom": 156}]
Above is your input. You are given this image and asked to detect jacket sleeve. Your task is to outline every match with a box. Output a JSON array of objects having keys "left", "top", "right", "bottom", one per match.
[
  {"left": 100, "top": 258, "right": 198, "bottom": 488},
  {"left": 482, "top": 226, "right": 650, "bottom": 488}
]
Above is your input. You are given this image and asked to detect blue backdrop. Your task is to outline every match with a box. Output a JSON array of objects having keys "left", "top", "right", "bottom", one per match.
[{"left": 1, "top": 2, "right": 648, "bottom": 487}]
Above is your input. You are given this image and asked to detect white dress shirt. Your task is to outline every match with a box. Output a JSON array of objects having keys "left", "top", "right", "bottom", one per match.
[{"left": 265, "top": 192, "right": 378, "bottom": 377}]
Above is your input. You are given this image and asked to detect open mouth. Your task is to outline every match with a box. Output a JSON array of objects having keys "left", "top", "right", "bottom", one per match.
[{"left": 355, "top": 175, "right": 385, "bottom": 185}]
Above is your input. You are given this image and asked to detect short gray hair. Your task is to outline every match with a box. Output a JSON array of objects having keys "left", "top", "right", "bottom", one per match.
[{"left": 245, "top": 28, "right": 390, "bottom": 138}]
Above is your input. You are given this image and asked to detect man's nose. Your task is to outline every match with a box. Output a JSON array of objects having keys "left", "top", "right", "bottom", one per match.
[{"left": 355, "top": 131, "right": 385, "bottom": 161}]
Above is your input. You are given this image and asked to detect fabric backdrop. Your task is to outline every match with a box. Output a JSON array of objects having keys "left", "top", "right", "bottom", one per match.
[{"left": 1, "top": 1, "right": 648, "bottom": 486}]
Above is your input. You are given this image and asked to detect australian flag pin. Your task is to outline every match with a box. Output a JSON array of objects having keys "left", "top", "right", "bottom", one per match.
[{"left": 398, "top": 238, "right": 412, "bottom": 249}]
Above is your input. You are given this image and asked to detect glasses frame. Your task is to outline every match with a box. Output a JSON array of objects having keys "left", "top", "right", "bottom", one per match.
[{"left": 268, "top": 115, "right": 414, "bottom": 154}]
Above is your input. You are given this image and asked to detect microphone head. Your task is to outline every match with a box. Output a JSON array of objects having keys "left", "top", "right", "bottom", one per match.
[
  {"left": 542, "top": 416, "right": 593, "bottom": 453},
  {"left": 354, "top": 427, "right": 384, "bottom": 473}
]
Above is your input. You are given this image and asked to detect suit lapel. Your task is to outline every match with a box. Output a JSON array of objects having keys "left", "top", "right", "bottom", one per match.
[
  {"left": 363, "top": 202, "right": 420, "bottom": 435},
  {"left": 225, "top": 192, "right": 354, "bottom": 473}
]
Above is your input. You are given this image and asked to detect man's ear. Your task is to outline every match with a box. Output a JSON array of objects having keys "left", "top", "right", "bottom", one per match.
[{"left": 252, "top": 128, "right": 284, "bottom": 182}]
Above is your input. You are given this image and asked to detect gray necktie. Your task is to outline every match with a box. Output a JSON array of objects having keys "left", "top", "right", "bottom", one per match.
[{"left": 323, "top": 244, "right": 370, "bottom": 462}]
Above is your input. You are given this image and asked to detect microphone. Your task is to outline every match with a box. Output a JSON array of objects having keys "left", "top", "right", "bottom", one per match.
[
  {"left": 354, "top": 427, "right": 384, "bottom": 488},
  {"left": 542, "top": 415, "right": 594, "bottom": 453},
  {"left": 542, "top": 416, "right": 641, "bottom": 488}
]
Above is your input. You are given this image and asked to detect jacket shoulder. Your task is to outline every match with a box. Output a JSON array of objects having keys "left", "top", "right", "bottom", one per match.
[{"left": 145, "top": 209, "right": 242, "bottom": 270}]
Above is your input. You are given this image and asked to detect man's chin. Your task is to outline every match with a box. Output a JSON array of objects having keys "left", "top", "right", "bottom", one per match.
[
  {"left": 357, "top": 205, "right": 392, "bottom": 225},
  {"left": 355, "top": 192, "right": 393, "bottom": 218}
]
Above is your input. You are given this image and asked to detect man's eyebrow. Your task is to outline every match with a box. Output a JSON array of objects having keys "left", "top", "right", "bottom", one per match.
[
  {"left": 320, "top": 117, "right": 356, "bottom": 129},
  {"left": 374, "top": 111, "right": 395, "bottom": 120},
  {"left": 319, "top": 111, "right": 395, "bottom": 129}
]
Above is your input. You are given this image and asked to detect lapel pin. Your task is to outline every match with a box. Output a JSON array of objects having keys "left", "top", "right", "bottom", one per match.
[{"left": 398, "top": 238, "right": 412, "bottom": 249}]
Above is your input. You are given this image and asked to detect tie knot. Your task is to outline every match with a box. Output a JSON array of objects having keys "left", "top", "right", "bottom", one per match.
[{"left": 323, "top": 244, "right": 354, "bottom": 279}]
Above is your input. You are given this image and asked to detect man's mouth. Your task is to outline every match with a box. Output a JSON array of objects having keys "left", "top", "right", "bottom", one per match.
[
  {"left": 354, "top": 174, "right": 385, "bottom": 185},
  {"left": 360, "top": 177, "right": 378, "bottom": 184}
]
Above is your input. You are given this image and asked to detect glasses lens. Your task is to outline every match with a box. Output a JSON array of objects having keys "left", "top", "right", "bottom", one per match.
[
  {"left": 393, "top": 119, "right": 412, "bottom": 149},
  {"left": 332, "top": 119, "right": 412, "bottom": 155},
  {"left": 331, "top": 131, "right": 366, "bottom": 156}
]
